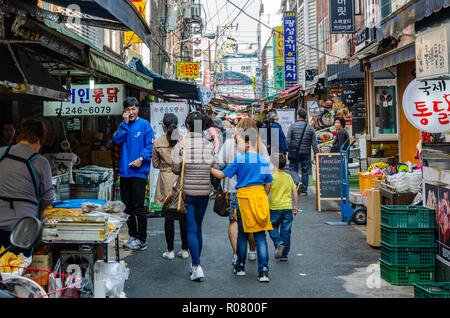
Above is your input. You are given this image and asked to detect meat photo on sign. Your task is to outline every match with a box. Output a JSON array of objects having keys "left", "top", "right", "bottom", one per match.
[{"left": 438, "top": 187, "right": 450, "bottom": 246}]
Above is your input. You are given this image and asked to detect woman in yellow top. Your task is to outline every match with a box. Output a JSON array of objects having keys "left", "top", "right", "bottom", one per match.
[
  {"left": 211, "top": 128, "right": 273, "bottom": 283},
  {"left": 266, "top": 153, "right": 299, "bottom": 262}
]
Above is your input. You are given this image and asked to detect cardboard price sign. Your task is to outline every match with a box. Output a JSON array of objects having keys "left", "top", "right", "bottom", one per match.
[{"left": 176, "top": 62, "right": 200, "bottom": 78}]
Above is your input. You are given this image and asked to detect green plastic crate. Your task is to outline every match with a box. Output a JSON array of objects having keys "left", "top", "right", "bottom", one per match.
[
  {"left": 381, "top": 205, "right": 435, "bottom": 229},
  {"left": 380, "top": 260, "right": 435, "bottom": 286},
  {"left": 380, "top": 225, "right": 435, "bottom": 247},
  {"left": 380, "top": 244, "right": 435, "bottom": 266},
  {"left": 413, "top": 282, "right": 450, "bottom": 298}
]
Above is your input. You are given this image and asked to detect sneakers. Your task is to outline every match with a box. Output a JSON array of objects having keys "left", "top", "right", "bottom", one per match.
[
  {"left": 126, "top": 239, "right": 147, "bottom": 251},
  {"left": 280, "top": 256, "right": 288, "bottom": 261},
  {"left": 296, "top": 182, "right": 303, "bottom": 194},
  {"left": 163, "top": 251, "right": 175, "bottom": 260},
  {"left": 301, "top": 191, "right": 308, "bottom": 196},
  {"left": 209, "top": 190, "right": 216, "bottom": 199},
  {"left": 178, "top": 250, "right": 189, "bottom": 259},
  {"left": 123, "top": 237, "right": 138, "bottom": 249},
  {"left": 190, "top": 265, "right": 204, "bottom": 281},
  {"left": 233, "top": 265, "right": 246, "bottom": 276},
  {"left": 248, "top": 251, "right": 257, "bottom": 261},
  {"left": 274, "top": 243, "right": 286, "bottom": 259},
  {"left": 231, "top": 254, "right": 238, "bottom": 266},
  {"left": 257, "top": 271, "right": 270, "bottom": 283}
]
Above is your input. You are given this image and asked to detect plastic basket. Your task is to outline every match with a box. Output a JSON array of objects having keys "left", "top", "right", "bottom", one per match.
[
  {"left": 358, "top": 172, "right": 385, "bottom": 194},
  {"left": 0, "top": 265, "right": 82, "bottom": 298},
  {"left": 381, "top": 205, "right": 435, "bottom": 229},
  {"left": 379, "top": 260, "right": 435, "bottom": 286},
  {"left": 380, "top": 225, "right": 435, "bottom": 247},
  {"left": 413, "top": 282, "right": 450, "bottom": 298},
  {"left": 380, "top": 244, "right": 435, "bottom": 266}
]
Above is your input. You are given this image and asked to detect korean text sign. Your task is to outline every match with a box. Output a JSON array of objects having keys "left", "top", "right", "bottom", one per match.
[
  {"left": 283, "top": 11, "right": 297, "bottom": 89},
  {"left": 402, "top": 79, "right": 450, "bottom": 133},
  {"left": 329, "top": 0, "right": 355, "bottom": 34},
  {"left": 273, "top": 26, "right": 285, "bottom": 90},
  {"left": 43, "top": 84, "right": 124, "bottom": 116},
  {"left": 416, "top": 24, "right": 450, "bottom": 80},
  {"left": 176, "top": 62, "right": 200, "bottom": 78}
]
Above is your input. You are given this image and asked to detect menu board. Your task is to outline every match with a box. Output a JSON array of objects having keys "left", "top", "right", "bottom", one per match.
[{"left": 316, "top": 153, "right": 342, "bottom": 211}]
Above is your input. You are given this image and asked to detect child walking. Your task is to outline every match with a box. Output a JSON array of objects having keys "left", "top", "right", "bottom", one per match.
[
  {"left": 211, "top": 128, "right": 273, "bottom": 282},
  {"left": 267, "top": 153, "right": 299, "bottom": 261}
]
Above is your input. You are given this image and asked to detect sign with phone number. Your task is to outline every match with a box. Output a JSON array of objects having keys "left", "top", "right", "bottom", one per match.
[
  {"left": 176, "top": 62, "right": 200, "bottom": 78},
  {"left": 43, "top": 84, "right": 124, "bottom": 116}
]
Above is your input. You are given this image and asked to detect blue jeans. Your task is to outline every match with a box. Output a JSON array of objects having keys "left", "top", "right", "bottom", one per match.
[
  {"left": 235, "top": 206, "right": 269, "bottom": 273},
  {"left": 185, "top": 195, "right": 209, "bottom": 266},
  {"left": 268, "top": 209, "right": 293, "bottom": 257},
  {"left": 289, "top": 153, "right": 311, "bottom": 192}
]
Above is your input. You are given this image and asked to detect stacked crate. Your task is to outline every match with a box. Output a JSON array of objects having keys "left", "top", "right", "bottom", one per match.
[{"left": 379, "top": 205, "right": 436, "bottom": 285}]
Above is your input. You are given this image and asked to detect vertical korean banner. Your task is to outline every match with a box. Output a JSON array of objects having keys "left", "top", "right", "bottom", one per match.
[
  {"left": 149, "top": 102, "right": 189, "bottom": 211},
  {"left": 274, "top": 27, "right": 285, "bottom": 91},
  {"left": 283, "top": 11, "right": 298, "bottom": 89},
  {"left": 124, "top": 0, "right": 146, "bottom": 44},
  {"left": 329, "top": 0, "right": 355, "bottom": 34}
]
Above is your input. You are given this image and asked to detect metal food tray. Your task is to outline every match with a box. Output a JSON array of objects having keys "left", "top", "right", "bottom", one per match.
[{"left": 42, "top": 215, "right": 109, "bottom": 243}]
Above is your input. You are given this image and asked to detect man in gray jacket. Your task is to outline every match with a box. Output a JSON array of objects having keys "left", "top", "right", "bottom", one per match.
[{"left": 286, "top": 109, "right": 318, "bottom": 195}]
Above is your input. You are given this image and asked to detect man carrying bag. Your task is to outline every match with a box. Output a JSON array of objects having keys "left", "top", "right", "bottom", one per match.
[{"left": 286, "top": 109, "right": 318, "bottom": 196}]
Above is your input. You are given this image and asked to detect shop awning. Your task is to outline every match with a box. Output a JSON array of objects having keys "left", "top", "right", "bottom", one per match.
[
  {"left": 328, "top": 63, "right": 364, "bottom": 82},
  {"left": 369, "top": 42, "right": 415, "bottom": 72},
  {"left": 280, "top": 84, "right": 302, "bottom": 97},
  {"left": 0, "top": 45, "right": 69, "bottom": 101},
  {"left": 376, "top": 0, "right": 450, "bottom": 41},
  {"left": 150, "top": 78, "right": 199, "bottom": 100},
  {"left": 222, "top": 95, "right": 257, "bottom": 106},
  {"left": 37, "top": 0, "right": 152, "bottom": 47},
  {"left": 272, "top": 89, "right": 301, "bottom": 105},
  {"left": 89, "top": 50, "right": 153, "bottom": 91}
]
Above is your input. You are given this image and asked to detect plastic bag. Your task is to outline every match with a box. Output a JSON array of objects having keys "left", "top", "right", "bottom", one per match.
[
  {"left": 94, "top": 261, "right": 129, "bottom": 298},
  {"left": 100, "top": 201, "right": 126, "bottom": 214},
  {"left": 81, "top": 202, "right": 102, "bottom": 213}
]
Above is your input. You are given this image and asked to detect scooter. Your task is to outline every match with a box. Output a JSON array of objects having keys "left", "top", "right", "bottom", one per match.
[{"left": 0, "top": 216, "right": 43, "bottom": 298}]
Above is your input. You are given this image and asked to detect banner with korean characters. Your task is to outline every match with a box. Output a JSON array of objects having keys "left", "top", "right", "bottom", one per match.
[
  {"left": 176, "top": 62, "right": 200, "bottom": 78},
  {"left": 148, "top": 102, "right": 189, "bottom": 211},
  {"left": 44, "top": 84, "right": 124, "bottom": 116},
  {"left": 402, "top": 79, "right": 450, "bottom": 133},
  {"left": 273, "top": 27, "right": 285, "bottom": 91},
  {"left": 283, "top": 11, "right": 298, "bottom": 89},
  {"left": 124, "top": 0, "right": 146, "bottom": 44},
  {"left": 416, "top": 23, "right": 450, "bottom": 80},
  {"left": 329, "top": 0, "right": 355, "bottom": 34}
]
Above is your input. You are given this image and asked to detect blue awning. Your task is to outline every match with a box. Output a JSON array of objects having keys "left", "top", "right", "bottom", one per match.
[
  {"left": 369, "top": 42, "right": 415, "bottom": 72},
  {"left": 376, "top": 0, "right": 450, "bottom": 41},
  {"left": 40, "top": 0, "right": 151, "bottom": 47}
]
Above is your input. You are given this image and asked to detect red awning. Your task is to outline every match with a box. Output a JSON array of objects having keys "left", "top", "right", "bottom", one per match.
[{"left": 280, "top": 84, "right": 302, "bottom": 97}]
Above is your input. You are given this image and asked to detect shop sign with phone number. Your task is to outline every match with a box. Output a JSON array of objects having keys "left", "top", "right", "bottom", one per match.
[{"left": 43, "top": 84, "right": 124, "bottom": 117}]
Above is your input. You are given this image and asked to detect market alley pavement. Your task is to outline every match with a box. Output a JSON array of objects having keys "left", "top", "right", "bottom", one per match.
[{"left": 114, "top": 187, "right": 414, "bottom": 298}]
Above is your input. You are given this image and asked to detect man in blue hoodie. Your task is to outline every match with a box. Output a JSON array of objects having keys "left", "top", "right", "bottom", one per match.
[{"left": 113, "top": 97, "right": 154, "bottom": 251}]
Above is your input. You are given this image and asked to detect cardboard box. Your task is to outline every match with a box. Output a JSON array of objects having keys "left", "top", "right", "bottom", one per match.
[
  {"left": 366, "top": 188, "right": 381, "bottom": 247},
  {"left": 31, "top": 253, "right": 53, "bottom": 286}
]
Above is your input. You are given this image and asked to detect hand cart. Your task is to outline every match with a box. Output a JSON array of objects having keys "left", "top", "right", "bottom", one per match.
[{"left": 340, "top": 140, "right": 367, "bottom": 225}]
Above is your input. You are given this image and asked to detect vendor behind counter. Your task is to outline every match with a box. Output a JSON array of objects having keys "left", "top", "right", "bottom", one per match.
[{"left": 0, "top": 119, "right": 55, "bottom": 251}]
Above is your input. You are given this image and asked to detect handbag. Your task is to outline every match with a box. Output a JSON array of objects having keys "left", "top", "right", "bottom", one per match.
[
  {"left": 162, "top": 136, "right": 187, "bottom": 219},
  {"left": 288, "top": 121, "right": 307, "bottom": 161},
  {"left": 213, "top": 140, "right": 232, "bottom": 217}
]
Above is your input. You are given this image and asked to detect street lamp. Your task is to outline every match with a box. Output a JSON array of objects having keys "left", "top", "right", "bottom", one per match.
[{"left": 170, "top": 33, "right": 215, "bottom": 79}]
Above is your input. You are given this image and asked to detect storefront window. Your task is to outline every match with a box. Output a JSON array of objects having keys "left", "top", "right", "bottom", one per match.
[{"left": 374, "top": 79, "right": 397, "bottom": 135}]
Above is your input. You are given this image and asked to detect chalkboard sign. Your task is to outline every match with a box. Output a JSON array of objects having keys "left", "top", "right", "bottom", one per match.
[{"left": 316, "top": 153, "right": 342, "bottom": 211}]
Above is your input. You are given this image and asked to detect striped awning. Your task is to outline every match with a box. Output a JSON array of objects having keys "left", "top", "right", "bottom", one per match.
[
  {"left": 369, "top": 42, "right": 415, "bottom": 72},
  {"left": 376, "top": 0, "right": 450, "bottom": 41}
]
